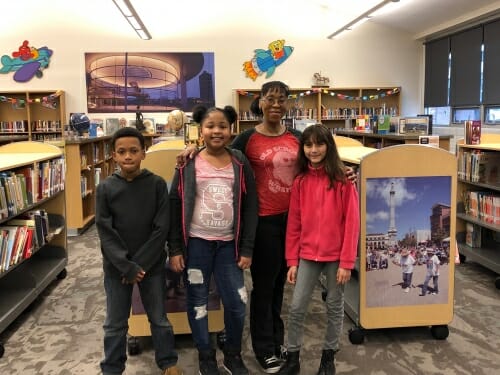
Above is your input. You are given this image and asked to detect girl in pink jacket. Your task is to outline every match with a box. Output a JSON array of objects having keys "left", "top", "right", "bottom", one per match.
[{"left": 279, "top": 124, "right": 360, "bottom": 375}]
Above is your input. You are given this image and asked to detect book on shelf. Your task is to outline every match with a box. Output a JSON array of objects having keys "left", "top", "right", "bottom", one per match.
[
  {"left": 458, "top": 150, "right": 500, "bottom": 184},
  {"left": 377, "top": 115, "right": 391, "bottom": 134},
  {"left": 0, "top": 185, "right": 8, "bottom": 219},
  {"left": 355, "top": 115, "right": 369, "bottom": 131},
  {"left": 10, "top": 225, "right": 28, "bottom": 266},
  {"left": 466, "top": 190, "right": 500, "bottom": 224},
  {"left": 465, "top": 223, "right": 482, "bottom": 247},
  {"left": 105, "top": 118, "right": 120, "bottom": 136},
  {"left": 22, "top": 227, "right": 35, "bottom": 259},
  {"left": 464, "top": 120, "right": 481, "bottom": 145},
  {"left": 0, "top": 226, "right": 17, "bottom": 272},
  {"left": 0, "top": 172, "right": 20, "bottom": 216},
  {"left": 16, "top": 166, "right": 35, "bottom": 205}
]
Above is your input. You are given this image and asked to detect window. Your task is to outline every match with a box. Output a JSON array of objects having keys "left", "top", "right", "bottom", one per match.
[
  {"left": 425, "top": 107, "right": 450, "bottom": 125},
  {"left": 424, "top": 17, "right": 500, "bottom": 126},
  {"left": 452, "top": 107, "right": 480, "bottom": 124},
  {"left": 484, "top": 106, "right": 500, "bottom": 125}
]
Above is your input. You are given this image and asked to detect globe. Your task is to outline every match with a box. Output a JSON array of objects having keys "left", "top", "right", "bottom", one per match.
[
  {"left": 70, "top": 113, "right": 90, "bottom": 136},
  {"left": 167, "top": 110, "right": 186, "bottom": 132}
]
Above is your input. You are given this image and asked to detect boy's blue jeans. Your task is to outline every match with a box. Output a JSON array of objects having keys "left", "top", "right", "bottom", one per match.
[
  {"left": 100, "top": 269, "right": 178, "bottom": 374},
  {"left": 185, "top": 237, "right": 247, "bottom": 353}
]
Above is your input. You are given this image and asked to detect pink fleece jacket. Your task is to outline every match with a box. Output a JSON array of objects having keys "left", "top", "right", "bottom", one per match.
[{"left": 285, "top": 165, "right": 360, "bottom": 270}]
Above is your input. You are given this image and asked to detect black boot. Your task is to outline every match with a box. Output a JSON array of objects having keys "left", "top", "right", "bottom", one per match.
[
  {"left": 278, "top": 351, "right": 299, "bottom": 375},
  {"left": 199, "top": 349, "right": 220, "bottom": 375},
  {"left": 223, "top": 349, "right": 248, "bottom": 375},
  {"left": 316, "top": 349, "right": 336, "bottom": 375}
]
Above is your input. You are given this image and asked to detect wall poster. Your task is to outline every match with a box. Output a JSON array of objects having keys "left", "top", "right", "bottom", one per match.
[{"left": 85, "top": 52, "right": 215, "bottom": 113}]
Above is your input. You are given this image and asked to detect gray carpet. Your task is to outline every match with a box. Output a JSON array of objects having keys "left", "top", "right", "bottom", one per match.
[{"left": 0, "top": 225, "right": 499, "bottom": 374}]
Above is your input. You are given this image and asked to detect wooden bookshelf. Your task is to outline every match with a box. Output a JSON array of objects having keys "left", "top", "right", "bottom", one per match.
[
  {"left": 0, "top": 90, "right": 66, "bottom": 142},
  {"left": 233, "top": 86, "right": 401, "bottom": 134},
  {"left": 64, "top": 136, "right": 114, "bottom": 235},
  {"left": 0, "top": 141, "right": 67, "bottom": 357}
]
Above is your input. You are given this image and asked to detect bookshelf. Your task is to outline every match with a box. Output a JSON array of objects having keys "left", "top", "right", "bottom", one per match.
[
  {"left": 0, "top": 90, "right": 66, "bottom": 141},
  {"left": 456, "top": 134, "right": 500, "bottom": 289},
  {"left": 0, "top": 141, "right": 67, "bottom": 357},
  {"left": 337, "top": 144, "right": 457, "bottom": 344},
  {"left": 233, "top": 86, "right": 400, "bottom": 134},
  {"left": 65, "top": 136, "right": 114, "bottom": 235}
]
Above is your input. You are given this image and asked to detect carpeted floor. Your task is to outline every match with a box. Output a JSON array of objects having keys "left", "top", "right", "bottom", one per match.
[{"left": 0, "top": 225, "right": 499, "bottom": 374}]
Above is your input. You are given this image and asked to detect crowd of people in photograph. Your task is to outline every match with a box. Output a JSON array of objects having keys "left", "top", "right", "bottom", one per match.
[{"left": 366, "top": 243, "right": 449, "bottom": 295}]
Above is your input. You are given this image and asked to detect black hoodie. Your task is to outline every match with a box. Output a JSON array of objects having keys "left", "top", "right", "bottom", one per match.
[{"left": 96, "top": 169, "right": 169, "bottom": 282}]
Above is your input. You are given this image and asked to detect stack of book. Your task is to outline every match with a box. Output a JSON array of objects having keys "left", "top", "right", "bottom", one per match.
[
  {"left": 0, "top": 209, "right": 49, "bottom": 273},
  {"left": 464, "top": 120, "right": 481, "bottom": 145},
  {"left": 466, "top": 190, "right": 500, "bottom": 225},
  {"left": 458, "top": 150, "right": 500, "bottom": 185}
]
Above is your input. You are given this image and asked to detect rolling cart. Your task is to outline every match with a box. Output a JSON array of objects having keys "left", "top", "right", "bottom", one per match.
[{"left": 336, "top": 144, "right": 457, "bottom": 344}]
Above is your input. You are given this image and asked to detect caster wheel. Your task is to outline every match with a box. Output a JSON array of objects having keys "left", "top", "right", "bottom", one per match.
[
  {"left": 495, "top": 277, "right": 500, "bottom": 289},
  {"left": 0, "top": 343, "right": 4, "bottom": 358},
  {"left": 127, "top": 336, "right": 141, "bottom": 355},
  {"left": 348, "top": 327, "right": 365, "bottom": 345},
  {"left": 216, "top": 329, "right": 226, "bottom": 351},
  {"left": 431, "top": 325, "right": 449, "bottom": 340},
  {"left": 35, "top": 70, "right": 43, "bottom": 78},
  {"left": 57, "top": 268, "right": 67, "bottom": 280}
]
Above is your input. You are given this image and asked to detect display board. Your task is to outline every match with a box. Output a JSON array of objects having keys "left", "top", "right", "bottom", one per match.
[{"left": 357, "top": 145, "right": 457, "bottom": 329}]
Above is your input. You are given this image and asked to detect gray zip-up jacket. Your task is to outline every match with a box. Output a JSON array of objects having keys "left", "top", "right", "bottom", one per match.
[{"left": 168, "top": 147, "right": 258, "bottom": 259}]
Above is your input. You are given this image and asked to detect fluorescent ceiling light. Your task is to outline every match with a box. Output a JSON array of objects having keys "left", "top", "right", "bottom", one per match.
[
  {"left": 112, "top": 0, "right": 152, "bottom": 40},
  {"left": 327, "top": 0, "right": 400, "bottom": 39},
  {"left": 346, "top": 16, "right": 371, "bottom": 30}
]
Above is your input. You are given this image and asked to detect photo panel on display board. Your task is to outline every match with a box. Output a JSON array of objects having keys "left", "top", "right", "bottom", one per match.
[{"left": 357, "top": 145, "right": 457, "bottom": 330}]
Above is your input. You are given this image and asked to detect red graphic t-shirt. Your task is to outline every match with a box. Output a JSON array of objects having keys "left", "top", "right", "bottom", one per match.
[{"left": 244, "top": 131, "right": 300, "bottom": 216}]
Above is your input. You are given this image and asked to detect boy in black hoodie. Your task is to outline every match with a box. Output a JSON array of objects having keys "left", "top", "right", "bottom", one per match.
[{"left": 96, "top": 127, "right": 183, "bottom": 375}]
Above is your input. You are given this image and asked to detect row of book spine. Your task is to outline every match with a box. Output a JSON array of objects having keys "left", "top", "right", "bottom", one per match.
[
  {"left": 466, "top": 190, "right": 500, "bottom": 225},
  {"left": 0, "top": 209, "right": 49, "bottom": 273},
  {"left": 458, "top": 150, "right": 500, "bottom": 185},
  {"left": 0, "top": 158, "right": 65, "bottom": 220}
]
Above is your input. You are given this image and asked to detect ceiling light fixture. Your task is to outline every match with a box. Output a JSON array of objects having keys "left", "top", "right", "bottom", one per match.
[
  {"left": 112, "top": 0, "right": 152, "bottom": 40},
  {"left": 327, "top": 0, "right": 400, "bottom": 39}
]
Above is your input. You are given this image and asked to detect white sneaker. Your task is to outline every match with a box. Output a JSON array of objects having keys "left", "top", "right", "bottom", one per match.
[
  {"left": 404, "top": 287, "right": 410, "bottom": 293},
  {"left": 257, "top": 355, "right": 282, "bottom": 374}
]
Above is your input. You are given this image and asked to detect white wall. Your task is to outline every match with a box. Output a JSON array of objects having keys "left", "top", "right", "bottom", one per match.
[{"left": 1, "top": 13, "right": 423, "bottom": 120}]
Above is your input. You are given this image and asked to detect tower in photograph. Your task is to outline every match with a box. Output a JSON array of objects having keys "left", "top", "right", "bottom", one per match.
[
  {"left": 199, "top": 70, "right": 214, "bottom": 105},
  {"left": 387, "top": 182, "right": 398, "bottom": 246}
]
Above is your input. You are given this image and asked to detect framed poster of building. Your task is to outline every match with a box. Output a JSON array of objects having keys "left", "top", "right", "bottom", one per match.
[{"left": 85, "top": 52, "right": 215, "bottom": 113}]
